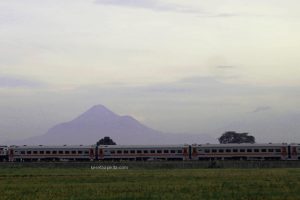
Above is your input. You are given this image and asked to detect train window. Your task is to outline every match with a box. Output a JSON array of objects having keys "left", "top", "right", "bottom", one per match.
[
  {"left": 171, "top": 150, "right": 176, "bottom": 153},
  {"left": 39, "top": 151, "right": 44, "bottom": 154},
  {"left": 150, "top": 150, "right": 155, "bottom": 153},
  {"left": 52, "top": 151, "right": 57, "bottom": 154},
  {"left": 233, "top": 149, "right": 238, "bottom": 153},
  {"left": 65, "top": 151, "right": 70, "bottom": 154},
  {"left": 84, "top": 151, "right": 89, "bottom": 154},
  {"left": 111, "top": 150, "right": 115, "bottom": 154},
  {"left": 33, "top": 151, "right": 38, "bottom": 154},
  {"left": 157, "top": 150, "right": 162, "bottom": 154},
  {"left": 226, "top": 149, "right": 231, "bottom": 153},
  {"left": 218, "top": 149, "right": 224, "bottom": 153},
  {"left": 192, "top": 148, "right": 197, "bottom": 154},
  {"left": 130, "top": 150, "right": 135, "bottom": 154},
  {"left": 268, "top": 149, "right": 274, "bottom": 152},
  {"left": 240, "top": 149, "right": 245, "bottom": 152},
  {"left": 275, "top": 149, "right": 281, "bottom": 153},
  {"left": 164, "top": 150, "right": 169, "bottom": 153},
  {"left": 27, "top": 151, "right": 32, "bottom": 154},
  {"left": 254, "top": 149, "right": 259, "bottom": 152},
  {"left": 144, "top": 150, "right": 148, "bottom": 154},
  {"left": 117, "top": 150, "right": 122, "bottom": 154},
  {"left": 247, "top": 149, "right": 252, "bottom": 152},
  {"left": 177, "top": 150, "right": 182, "bottom": 153},
  {"left": 58, "top": 151, "right": 63, "bottom": 154},
  {"left": 46, "top": 151, "right": 51, "bottom": 154},
  {"left": 21, "top": 151, "right": 25, "bottom": 154},
  {"left": 261, "top": 149, "right": 266, "bottom": 152},
  {"left": 204, "top": 149, "right": 210, "bottom": 153},
  {"left": 137, "top": 150, "right": 142, "bottom": 154},
  {"left": 124, "top": 150, "right": 129, "bottom": 154},
  {"left": 78, "top": 151, "right": 82, "bottom": 154},
  {"left": 72, "top": 151, "right": 76, "bottom": 154},
  {"left": 212, "top": 149, "right": 217, "bottom": 153}
]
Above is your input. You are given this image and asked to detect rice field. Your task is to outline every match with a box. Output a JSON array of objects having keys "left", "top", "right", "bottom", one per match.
[{"left": 0, "top": 167, "right": 299, "bottom": 200}]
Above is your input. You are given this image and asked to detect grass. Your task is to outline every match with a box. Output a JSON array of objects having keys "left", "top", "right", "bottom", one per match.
[{"left": 0, "top": 167, "right": 299, "bottom": 200}]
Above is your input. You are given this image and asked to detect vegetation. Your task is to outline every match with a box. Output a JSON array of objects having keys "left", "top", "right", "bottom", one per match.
[
  {"left": 0, "top": 167, "right": 299, "bottom": 200},
  {"left": 219, "top": 131, "right": 255, "bottom": 144},
  {"left": 96, "top": 136, "right": 116, "bottom": 145}
]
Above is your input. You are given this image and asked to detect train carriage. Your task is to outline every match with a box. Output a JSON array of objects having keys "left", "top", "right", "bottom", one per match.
[
  {"left": 98, "top": 144, "right": 189, "bottom": 161},
  {"left": 191, "top": 143, "right": 289, "bottom": 161},
  {"left": 2, "top": 142, "right": 299, "bottom": 162},
  {"left": 9, "top": 145, "right": 95, "bottom": 162}
]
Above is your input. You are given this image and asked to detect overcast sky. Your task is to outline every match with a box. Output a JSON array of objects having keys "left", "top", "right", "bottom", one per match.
[{"left": 1, "top": 0, "right": 300, "bottom": 143}]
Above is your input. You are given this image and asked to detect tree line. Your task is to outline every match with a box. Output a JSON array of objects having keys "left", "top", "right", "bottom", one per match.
[{"left": 97, "top": 131, "right": 255, "bottom": 145}]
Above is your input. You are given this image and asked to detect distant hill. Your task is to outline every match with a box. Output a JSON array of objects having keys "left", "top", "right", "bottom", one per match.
[{"left": 8, "top": 104, "right": 217, "bottom": 145}]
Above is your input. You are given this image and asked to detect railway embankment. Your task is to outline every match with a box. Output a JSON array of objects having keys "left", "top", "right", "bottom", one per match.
[{"left": 1, "top": 160, "right": 300, "bottom": 169}]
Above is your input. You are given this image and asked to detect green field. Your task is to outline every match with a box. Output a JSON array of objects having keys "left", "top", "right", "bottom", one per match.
[{"left": 0, "top": 167, "right": 299, "bottom": 200}]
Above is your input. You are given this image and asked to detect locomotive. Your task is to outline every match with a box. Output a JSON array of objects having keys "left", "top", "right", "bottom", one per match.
[{"left": 1, "top": 143, "right": 299, "bottom": 162}]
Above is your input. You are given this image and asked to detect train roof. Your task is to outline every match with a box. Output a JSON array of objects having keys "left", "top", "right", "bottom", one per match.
[
  {"left": 99, "top": 144, "right": 188, "bottom": 149},
  {"left": 194, "top": 143, "right": 289, "bottom": 147},
  {"left": 10, "top": 145, "right": 93, "bottom": 149},
  {"left": 290, "top": 143, "right": 300, "bottom": 146}
]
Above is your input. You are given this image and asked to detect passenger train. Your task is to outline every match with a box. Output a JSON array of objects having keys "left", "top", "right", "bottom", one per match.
[{"left": 0, "top": 143, "right": 299, "bottom": 162}]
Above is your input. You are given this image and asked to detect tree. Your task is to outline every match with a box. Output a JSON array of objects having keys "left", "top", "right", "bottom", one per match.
[
  {"left": 218, "top": 131, "right": 255, "bottom": 144},
  {"left": 96, "top": 136, "right": 116, "bottom": 145}
]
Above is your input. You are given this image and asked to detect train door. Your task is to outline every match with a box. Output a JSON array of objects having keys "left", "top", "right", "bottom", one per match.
[
  {"left": 98, "top": 147, "right": 104, "bottom": 160},
  {"left": 192, "top": 147, "right": 197, "bottom": 160},
  {"left": 189, "top": 145, "right": 200, "bottom": 160},
  {"left": 281, "top": 146, "right": 288, "bottom": 160},
  {"left": 89, "top": 148, "right": 94, "bottom": 161},
  {"left": 183, "top": 147, "right": 189, "bottom": 160},
  {"left": 290, "top": 145, "right": 298, "bottom": 160},
  {"left": 8, "top": 149, "right": 14, "bottom": 162}
]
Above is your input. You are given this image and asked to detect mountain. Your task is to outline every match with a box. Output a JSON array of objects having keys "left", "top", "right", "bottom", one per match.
[{"left": 10, "top": 105, "right": 216, "bottom": 145}]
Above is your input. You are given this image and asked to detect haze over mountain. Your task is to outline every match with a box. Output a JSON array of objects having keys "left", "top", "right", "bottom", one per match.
[{"left": 9, "top": 105, "right": 216, "bottom": 145}]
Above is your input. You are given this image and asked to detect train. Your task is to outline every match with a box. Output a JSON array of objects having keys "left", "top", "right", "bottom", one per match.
[{"left": 0, "top": 143, "right": 299, "bottom": 162}]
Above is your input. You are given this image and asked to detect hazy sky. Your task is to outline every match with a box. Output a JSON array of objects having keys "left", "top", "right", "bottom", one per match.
[{"left": 1, "top": 0, "right": 300, "bottom": 143}]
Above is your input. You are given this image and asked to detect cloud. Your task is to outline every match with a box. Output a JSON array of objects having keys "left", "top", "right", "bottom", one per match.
[
  {"left": 216, "top": 65, "right": 235, "bottom": 69},
  {"left": 94, "top": 0, "right": 244, "bottom": 17},
  {"left": 252, "top": 106, "right": 272, "bottom": 113},
  {"left": 137, "top": 76, "right": 250, "bottom": 96},
  {"left": 75, "top": 75, "right": 298, "bottom": 100},
  {"left": 137, "top": 76, "right": 295, "bottom": 100},
  {"left": 0, "top": 76, "right": 45, "bottom": 88},
  {"left": 143, "top": 85, "right": 190, "bottom": 94},
  {"left": 212, "top": 13, "right": 240, "bottom": 18},
  {"left": 94, "top": 0, "right": 201, "bottom": 14},
  {"left": 180, "top": 76, "right": 220, "bottom": 84}
]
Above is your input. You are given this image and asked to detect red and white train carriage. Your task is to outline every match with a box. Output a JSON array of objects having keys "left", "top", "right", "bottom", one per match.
[
  {"left": 8, "top": 145, "right": 95, "bottom": 162},
  {"left": 191, "top": 143, "right": 290, "bottom": 160},
  {"left": 97, "top": 144, "right": 189, "bottom": 161}
]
